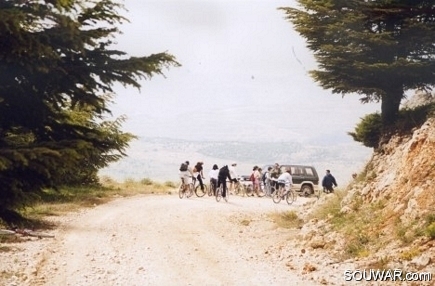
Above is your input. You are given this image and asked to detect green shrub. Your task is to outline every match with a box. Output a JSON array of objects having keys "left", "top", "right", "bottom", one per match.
[
  {"left": 164, "top": 181, "right": 176, "bottom": 188},
  {"left": 345, "top": 235, "right": 370, "bottom": 258},
  {"left": 140, "top": 178, "right": 153, "bottom": 185},
  {"left": 348, "top": 103, "right": 435, "bottom": 148},
  {"left": 395, "top": 103, "right": 435, "bottom": 134},
  {"left": 348, "top": 112, "right": 382, "bottom": 148},
  {"left": 400, "top": 247, "right": 421, "bottom": 261},
  {"left": 425, "top": 222, "right": 435, "bottom": 239}
]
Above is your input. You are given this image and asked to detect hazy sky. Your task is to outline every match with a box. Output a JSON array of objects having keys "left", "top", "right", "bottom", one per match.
[{"left": 109, "top": 0, "right": 380, "bottom": 144}]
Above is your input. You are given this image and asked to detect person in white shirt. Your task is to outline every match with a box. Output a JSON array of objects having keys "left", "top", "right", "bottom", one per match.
[
  {"left": 179, "top": 160, "right": 193, "bottom": 184},
  {"left": 208, "top": 164, "right": 219, "bottom": 196},
  {"left": 277, "top": 168, "right": 293, "bottom": 193},
  {"left": 228, "top": 162, "right": 238, "bottom": 194}
]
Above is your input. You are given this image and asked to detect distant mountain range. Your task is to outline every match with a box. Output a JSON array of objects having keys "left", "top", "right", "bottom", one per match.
[{"left": 99, "top": 136, "right": 373, "bottom": 186}]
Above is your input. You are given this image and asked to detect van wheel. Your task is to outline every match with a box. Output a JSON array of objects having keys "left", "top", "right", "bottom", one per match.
[{"left": 301, "top": 185, "right": 313, "bottom": 196}]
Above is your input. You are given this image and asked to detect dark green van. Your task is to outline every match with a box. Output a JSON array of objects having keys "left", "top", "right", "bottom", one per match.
[{"left": 263, "top": 164, "right": 320, "bottom": 195}]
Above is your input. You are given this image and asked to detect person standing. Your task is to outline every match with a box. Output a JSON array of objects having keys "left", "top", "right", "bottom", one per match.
[
  {"left": 253, "top": 167, "right": 262, "bottom": 196},
  {"left": 209, "top": 164, "right": 219, "bottom": 196},
  {"left": 228, "top": 162, "right": 238, "bottom": 194},
  {"left": 322, "top": 169, "right": 338, "bottom": 193},
  {"left": 264, "top": 166, "right": 273, "bottom": 196},
  {"left": 218, "top": 165, "right": 232, "bottom": 199}
]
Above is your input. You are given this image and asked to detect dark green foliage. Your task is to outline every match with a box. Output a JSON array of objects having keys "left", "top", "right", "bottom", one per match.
[
  {"left": 280, "top": 1, "right": 435, "bottom": 133},
  {"left": 394, "top": 103, "right": 435, "bottom": 134},
  {"left": 349, "top": 103, "right": 435, "bottom": 148},
  {"left": 0, "top": 0, "right": 179, "bottom": 223},
  {"left": 348, "top": 113, "right": 382, "bottom": 148}
]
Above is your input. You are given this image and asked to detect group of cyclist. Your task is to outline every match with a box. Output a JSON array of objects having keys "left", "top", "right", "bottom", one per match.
[
  {"left": 179, "top": 161, "right": 243, "bottom": 198},
  {"left": 251, "top": 163, "right": 294, "bottom": 196},
  {"left": 179, "top": 161, "right": 296, "bottom": 198},
  {"left": 179, "top": 160, "right": 338, "bottom": 199}
]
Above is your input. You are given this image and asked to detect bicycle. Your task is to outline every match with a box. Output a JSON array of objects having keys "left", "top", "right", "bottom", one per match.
[
  {"left": 271, "top": 180, "right": 295, "bottom": 204},
  {"left": 0, "top": 228, "right": 55, "bottom": 238},
  {"left": 209, "top": 179, "right": 217, "bottom": 196},
  {"left": 244, "top": 181, "right": 266, "bottom": 197},
  {"left": 261, "top": 180, "right": 274, "bottom": 197},
  {"left": 192, "top": 176, "right": 208, "bottom": 197},
  {"left": 178, "top": 177, "right": 193, "bottom": 199},
  {"left": 215, "top": 183, "right": 229, "bottom": 202},
  {"left": 230, "top": 178, "right": 245, "bottom": 196}
]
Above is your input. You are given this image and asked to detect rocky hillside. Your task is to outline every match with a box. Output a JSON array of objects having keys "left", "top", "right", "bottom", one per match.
[{"left": 284, "top": 93, "right": 435, "bottom": 285}]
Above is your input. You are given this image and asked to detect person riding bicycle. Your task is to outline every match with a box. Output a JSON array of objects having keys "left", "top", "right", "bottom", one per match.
[
  {"left": 179, "top": 160, "right": 193, "bottom": 186},
  {"left": 209, "top": 164, "right": 219, "bottom": 195},
  {"left": 228, "top": 162, "right": 238, "bottom": 194},
  {"left": 276, "top": 168, "right": 293, "bottom": 194},
  {"left": 322, "top": 169, "right": 337, "bottom": 193},
  {"left": 217, "top": 165, "right": 232, "bottom": 199},
  {"left": 193, "top": 161, "right": 205, "bottom": 191}
]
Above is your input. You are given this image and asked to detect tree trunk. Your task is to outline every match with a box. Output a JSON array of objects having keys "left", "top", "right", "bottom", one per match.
[{"left": 379, "top": 90, "right": 403, "bottom": 146}]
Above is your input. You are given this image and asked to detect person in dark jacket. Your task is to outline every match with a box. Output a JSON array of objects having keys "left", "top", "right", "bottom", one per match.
[
  {"left": 322, "top": 170, "right": 337, "bottom": 193},
  {"left": 217, "top": 165, "right": 232, "bottom": 198}
]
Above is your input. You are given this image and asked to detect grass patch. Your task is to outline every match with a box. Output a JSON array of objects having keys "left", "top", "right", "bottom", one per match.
[
  {"left": 309, "top": 189, "right": 398, "bottom": 259},
  {"left": 164, "top": 181, "right": 177, "bottom": 188},
  {"left": 310, "top": 190, "right": 346, "bottom": 223},
  {"left": 367, "top": 256, "right": 391, "bottom": 270},
  {"left": 140, "top": 178, "right": 153, "bottom": 185},
  {"left": 425, "top": 222, "right": 435, "bottom": 239},
  {"left": 240, "top": 219, "right": 251, "bottom": 226},
  {"left": 344, "top": 235, "right": 370, "bottom": 258},
  {"left": 400, "top": 247, "right": 421, "bottom": 261},
  {"left": 16, "top": 177, "right": 178, "bottom": 223},
  {"left": 269, "top": 211, "right": 304, "bottom": 229}
]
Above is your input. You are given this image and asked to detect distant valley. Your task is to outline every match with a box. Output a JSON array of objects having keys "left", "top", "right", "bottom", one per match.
[{"left": 99, "top": 137, "right": 372, "bottom": 185}]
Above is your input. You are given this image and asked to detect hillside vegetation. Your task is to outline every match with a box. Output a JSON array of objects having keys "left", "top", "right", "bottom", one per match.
[{"left": 296, "top": 94, "right": 435, "bottom": 279}]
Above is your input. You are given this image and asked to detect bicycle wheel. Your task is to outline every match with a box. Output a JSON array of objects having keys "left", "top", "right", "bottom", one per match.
[
  {"left": 208, "top": 182, "right": 215, "bottom": 196},
  {"left": 259, "top": 181, "right": 264, "bottom": 192},
  {"left": 234, "top": 184, "right": 242, "bottom": 196},
  {"left": 186, "top": 183, "right": 194, "bottom": 198},
  {"left": 256, "top": 188, "right": 266, "bottom": 198},
  {"left": 286, "top": 190, "right": 296, "bottom": 205},
  {"left": 216, "top": 184, "right": 222, "bottom": 202},
  {"left": 195, "top": 184, "right": 207, "bottom": 197},
  {"left": 269, "top": 186, "right": 276, "bottom": 197},
  {"left": 245, "top": 185, "right": 253, "bottom": 197},
  {"left": 178, "top": 183, "right": 185, "bottom": 199},
  {"left": 272, "top": 188, "right": 282, "bottom": 204},
  {"left": 233, "top": 183, "right": 239, "bottom": 196}
]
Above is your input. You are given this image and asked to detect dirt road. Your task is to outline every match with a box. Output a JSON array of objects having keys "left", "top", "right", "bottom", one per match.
[{"left": 27, "top": 194, "right": 310, "bottom": 286}]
